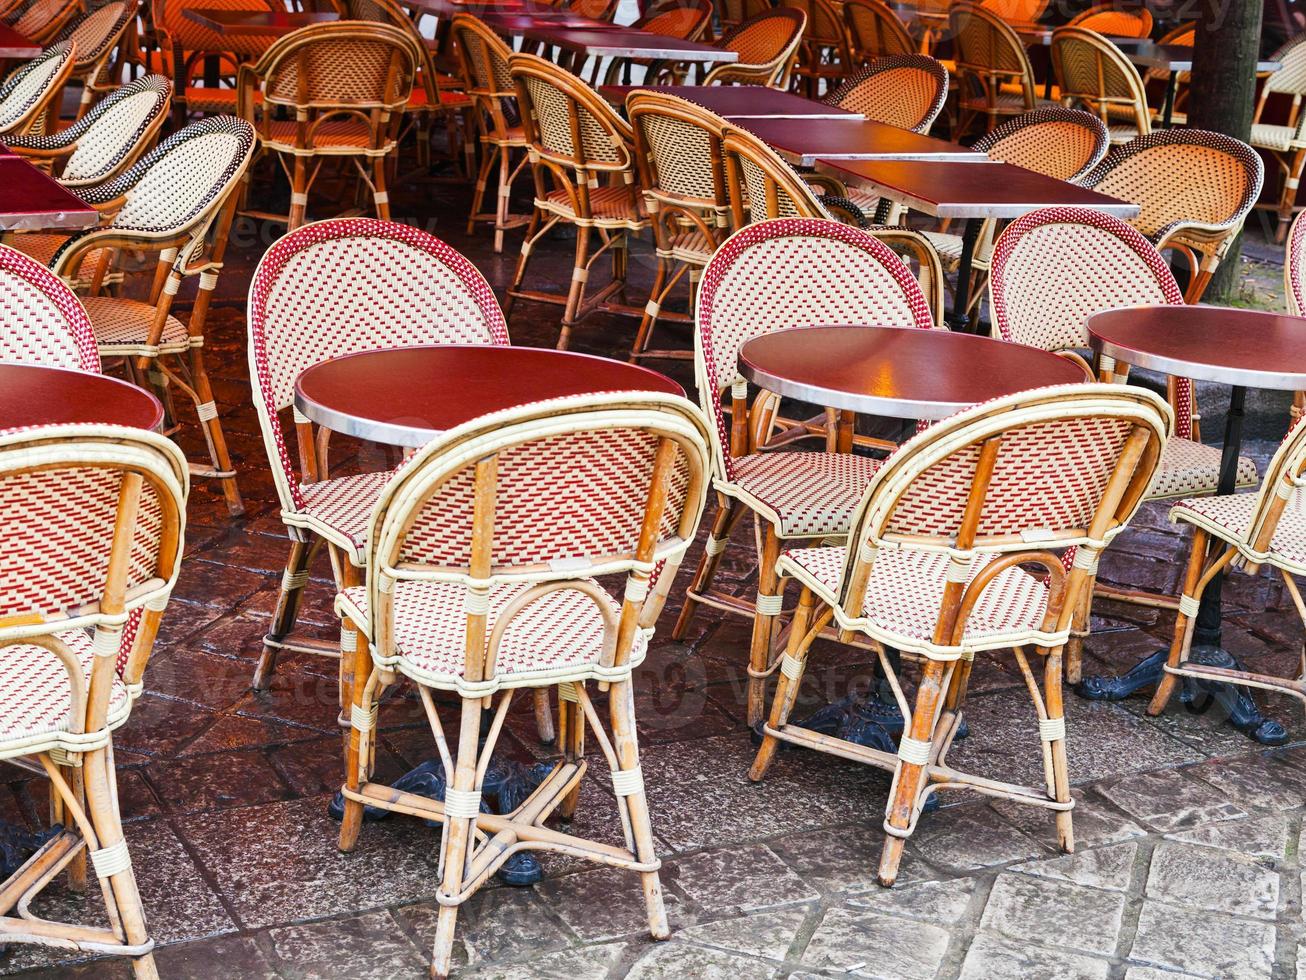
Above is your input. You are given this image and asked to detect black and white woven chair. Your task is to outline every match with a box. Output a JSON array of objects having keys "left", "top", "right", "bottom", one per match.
[
  {"left": 0, "top": 40, "right": 75, "bottom": 138},
  {"left": 54, "top": 0, "right": 138, "bottom": 118}
]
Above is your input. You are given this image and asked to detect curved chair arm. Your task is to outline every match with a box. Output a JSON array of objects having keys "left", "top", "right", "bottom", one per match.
[
  {"left": 484, "top": 580, "right": 621, "bottom": 678},
  {"left": 949, "top": 550, "right": 1068, "bottom": 646}
]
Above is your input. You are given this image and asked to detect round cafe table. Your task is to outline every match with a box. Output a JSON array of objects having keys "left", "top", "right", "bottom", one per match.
[
  {"left": 1081, "top": 305, "right": 1306, "bottom": 743},
  {"left": 294, "top": 345, "right": 683, "bottom": 448},
  {"left": 0, "top": 363, "right": 164, "bottom": 431}
]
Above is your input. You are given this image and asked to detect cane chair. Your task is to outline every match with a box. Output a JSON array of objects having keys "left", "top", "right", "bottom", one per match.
[
  {"left": 978, "top": 0, "right": 1049, "bottom": 25},
  {"left": 1066, "top": 3, "right": 1153, "bottom": 37},
  {"left": 783, "top": 0, "right": 851, "bottom": 97},
  {"left": 0, "top": 242, "right": 99, "bottom": 371},
  {"left": 566, "top": 0, "right": 620, "bottom": 20},
  {"left": 1252, "top": 34, "right": 1306, "bottom": 242},
  {"left": 844, "top": 0, "right": 916, "bottom": 62},
  {"left": 1288, "top": 211, "right": 1306, "bottom": 422},
  {"left": 0, "top": 41, "right": 75, "bottom": 139},
  {"left": 1051, "top": 27, "right": 1151, "bottom": 143},
  {"left": 453, "top": 14, "right": 530, "bottom": 253},
  {"left": 0, "top": 423, "right": 188, "bottom": 978},
  {"left": 56, "top": 1, "right": 138, "bottom": 118},
  {"left": 48, "top": 116, "right": 256, "bottom": 516},
  {"left": 1143, "top": 20, "right": 1192, "bottom": 118},
  {"left": 1084, "top": 129, "right": 1264, "bottom": 303},
  {"left": 678, "top": 218, "right": 938, "bottom": 724},
  {"left": 247, "top": 218, "right": 511, "bottom": 698},
  {"left": 824, "top": 54, "right": 949, "bottom": 131},
  {"left": 717, "top": 0, "right": 771, "bottom": 33},
  {"left": 704, "top": 8, "right": 806, "bottom": 88},
  {"left": 335, "top": 392, "right": 712, "bottom": 979},
  {"left": 749, "top": 383, "right": 1170, "bottom": 885},
  {"left": 601, "top": 0, "right": 714, "bottom": 85},
  {"left": 922, "top": 106, "right": 1110, "bottom": 316},
  {"left": 506, "top": 53, "right": 648, "bottom": 350},
  {"left": 236, "top": 21, "right": 419, "bottom": 230},
  {"left": 6, "top": 0, "right": 79, "bottom": 45},
  {"left": 949, "top": 2, "right": 1038, "bottom": 135}
]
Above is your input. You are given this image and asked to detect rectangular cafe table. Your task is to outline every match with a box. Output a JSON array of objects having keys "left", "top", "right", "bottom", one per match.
[
  {"left": 0, "top": 24, "right": 39, "bottom": 58},
  {"left": 599, "top": 84, "right": 859, "bottom": 118},
  {"left": 524, "top": 27, "right": 737, "bottom": 63},
  {"left": 1111, "top": 39, "right": 1282, "bottom": 127},
  {"left": 181, "top": 8, "right": 339, "bottom": 34},
  {"left": 736, "top": 116, "right": 986, "bottom": 166},
  {"left": 0, "top": 156, "right": 98, "bottom": 231}
]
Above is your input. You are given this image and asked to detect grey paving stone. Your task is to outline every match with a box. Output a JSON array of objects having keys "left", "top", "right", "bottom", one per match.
[
  {"left": 153, "top": 935, "right": 280, "bottom": 980},
  {"left": 979, "top": 873, "right": 1125, "bottom": 956},
  {"left": 673, "top": 907, "right": 810, "bottom": 961},
  {"left": 957, "top": 933, "right": 1110, "bottom": 980},
  {"left": 625, "top": 941, "right": 772, "bottom": 979},
  {"left": 1128, "top": 900, "right": 1276, "bottom": 979},
  {"left": 801, "top": 907, "right": 951, "bottom": 979},
  {"left": 1123, "top": 968, "right": 1203, "bottom": 980},
  {"left": 992, "top": 789, "right": 1148, "bottom": 849},
  {"left": 459, "top": 942, "right": 626, "bottom": 980},
  {"left": 397, "top": 889, "right": 574, "bottom": 966},
  {"left": 845, "top": 878, "right": 977, "bottom": 925},
  {"left": 768, "top": 825, "right": 936, "bottom": 894},
  {"left": 1167, "top": 812, "right": 1291, "bottom": 862},
  {"left": 1009, "top": 840, "right": 1138, "bottom": 892},
  {"left": 1097, "top": 769, "right": 1248, "bottom": 833},
  {"left": 535, "top": 866, "right": 688, "bottom": 942},
  {"left": 1144, "top": 841, "right": 1280, "bottom": 920},
  {"left": 1186, "top": 754, "right": 1306, "bottom": 811},
  {"left": 667, "top": 844, "right": 818, "bottom": 912},
  {"left": 902, "top": 802, "right": 1053, "bottom": 873},
  {"left": 267, "top": 910, "right": 428, "bottom": 980}
]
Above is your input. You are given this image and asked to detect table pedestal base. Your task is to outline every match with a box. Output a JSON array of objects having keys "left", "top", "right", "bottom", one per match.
[{"left": 0, "top": 822, "right": 59, "bottom": 880}]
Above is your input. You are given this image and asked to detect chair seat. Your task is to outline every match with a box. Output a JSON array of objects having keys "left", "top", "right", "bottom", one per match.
[
  {"left": 481, "top": 124, "right": 527, "bottom": 148},
  {"left": 844, "top": 186, "right": 884, "bottom": 217},
  {"left": 181, "top": 86, "right": 263, "bottom": 111},
  {"left": 262, "top": 119, "right": 386, "bottom": 154},
  {"left": 1149, "top": 437, "right": 1258, "bottom": 500},
  {"left": 1172, "top": 487, "right": 1306, "bottom": 574},
  {"left": 960, "top": 91, "right": 1032, "bottom": 112},
  {"left": 537, "top": 185, "right": 647, "bottom": 229},
  {"left": 1250, "top": 123, "right": 1300, "bottom": 152},
  {"left": 292, "top": 470, "right": 395, "bottom": 563},
  {"left": 0, "top": 628, "right": 131, "bottom": 759},
  {"left": 658, "top": 226, "right": 717, "bottom": 265},
  {"left": 729, "top": 451, "right": 882, "bottom": 538},
  {"left": 407, "top": 86, "right": 473, "bottom": 111},
  {"left": 9, "top": 233, "right": 113, "bottom": 287},
  {"left": 1107, "top": 124, "right": 1147, "bottom": 144},
  {"left": 778, "top": 544, "right": 1057, "bottom": 656},
  {"left": 336, "top": 578, "right": 647, "bottom": 692},
  {"left": 84, "top": 297, "right": 191, "bottom": 356},
  {"left": 921, "top": 229, "right": 992, "bottom": 273}
]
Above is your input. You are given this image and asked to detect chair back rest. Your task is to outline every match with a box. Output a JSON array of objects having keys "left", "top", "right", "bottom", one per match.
[
  {"left": 0, "top": 243, "right": 98, "bottom": 371},
  {"left": 1051, "top": 26, "right": 1150, "bottom": 133},
  {"left": 346, "top": 0, "right": 440, "bottom": 99},
  {"left": 711, "top": 7, "right": 806, "bottom": 86},
  {"left": 453, "top": 12, "right": 515, "bottom": 98},
  {"left": 1084, "top": 129, "right": 1264, "bottom": 240},
  {"left": 0, "top": 40, "right": 74, "bottom": 134},
  {"left": 718, "top": 0, "right": 769, "bottom": 28},
  {"left": 1066, "top": 3, "right": 1153, "bottom": 37},
  {"left": 824, "top": 55, "right": 948, "bottom": 132},
  {"left": 249, "top": 21, "right": 418, "bottom": 112},
  {"left": 979, "top": 0, "right": 1049, "bottom": 25},
  {"left": 1287, "top": 209, "right": 1306, "bottom": 316},
  {"left": 53, "top": 74, "right": 172, "bottom": 186},
  {"left": 569, "top": 0, "right": 619, "bottom": 21},
  {"left": 155, "top": 0, "right": 277, "bottom": 60},
  {"left": 949, "top": 3, "right": 1034, "bottom": 98},
  {"left": 638, "top": 0, "right": 712, "bottom": 40},
  {"left": 988, "top": 208, "right": 1192, "bottom": 438},
  {"left": 721, "top": 124, "right": 828, "bottom": 225},
  {"left": 783, "top": 0, "right": 844, "bottom": 47},
  {"left": 628, "top": 92, "right": 730, "bottom": 224},
  {"left": 247, "top": 218, "right": 509, "bottom": 513},
  {"left": 11, "top": 0, "right": 77, "bottom": 42},
  {"left": 695, "top": 218, "right": 935, "bottom": 479},
  {"left": 975, "top": 106, "right": 1108, "bottom": 181},
  {"left": 509, "top": 52, "right": 634, "bottom": 173},
  {"left": 844, "top": 0, "right": 915, "bottom": 61},
  {"left": 59, "top": 0, "right": 135, "bottom": 69},
  {"left": 363, "top": 394, "right": 711, "bottom": 679},
  {"left": 1233, "top": 414, "right": 1306, "bottom": 566},
  {"left": 831, "top": 384, "right": 1170, "bottom": 623},
  {"left": 1265, "top": 33, "right": 1306, "bottom": 95}
]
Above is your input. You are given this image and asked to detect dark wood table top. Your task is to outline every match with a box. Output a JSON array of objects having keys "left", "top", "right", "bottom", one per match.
[
  {"left": 740, "top": 325, "right": 1087, "bottom": 419},
  {"left": 602, "top": 84, "right": 858, "bottom": 118},
  {"left": 0, "top": 24, "right": 40, "bottom": 58},
  {"left": 1089, "top": 306, "right": 1306, "bottom": 390},
  {"left": 812, "top": 159, "right": 1140, "bottom": 220},
  {"left": 525, "top": 27, "right": 737, "bottom": 60},
  {"left": 737, "top": 116, "right": 986, "bottom": 167},
  {"left": 294, "top": 345, "right": 685, "bottom": 447},
  {"left": 481, "top": 10, "right": 616, "bottom": 30},
  {"left": 181, "top": 8, "right": 339, "bottom": 34},
  {"left": 1110, "top": 38, "right": 1280, "bottom": 72},
  {"left": 0, "top": 157, "right": 97, "bottom": 231},
  {"left": 0, "top": 364, "right": 164, "bottom": 431}
]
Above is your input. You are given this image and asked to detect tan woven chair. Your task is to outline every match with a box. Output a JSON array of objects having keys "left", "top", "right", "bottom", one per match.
[
  {"left": 677, "top": 218, "right": 939, "bottom": 723},
  {"left": 783, "top": 0, "right": 851, "bottom": 97},
  {"left": 949, "top": 1, "right": 1038, "bottom": 135},
  {"left": 844, "top": 0, "right": 916, "bottom": 62},
  {"left": 628, "top": 91, "right": 731, "bottom": 362},
  {"left": 48, "top": 116, "right": 257, "bottom": 517},
  {"left": 717, "top": 0, "right": 771, "bottom": 33},
  {"left": 705, "top": 7, "right": 806, "bottom": 88},
  {"left": 0, "top": 422, "right": 188, "bottom": 979},
  {"left": 506, "top": 52, "right": 648, "bottom": 350},
  {"left": 335, "top": 392, "right": 711, "bottom": 979},
  {"left": 0, "top": 41, "right": 75, "bottom": 139},
  {"left": 749, "top": 384, "right": 1170, "bottom": 886},
  {"left": 1051, "top": 26, "right": 1151, "bottom": 143},
  {"left": 55, "top": 1, "right": 138, "bottom": 118},
  {"left": 454, "top": 13, "right": 530, "bottom": 252},
  {"left": 1084, "top": 129, "right": 1265, "bottom": 303},
  {"left": 1252, "top": 34, "right": 1306, "bottom": 242},
  {"left": 1066, "top": 2, "right": 1154, "bottom": 37},
  {"left": 6, "top": 0, "right": 79, "bottom": 45},
  {"left": 824, "top": 53, "right": 949, "bottom": 131}
]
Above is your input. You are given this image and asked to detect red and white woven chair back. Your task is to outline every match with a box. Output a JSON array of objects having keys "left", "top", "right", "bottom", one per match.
[
  {"left": 0, "top": 41, "right": 73, "bottom": 133},
  {"left": 835, "top": 384, "right": 1171, "bottom": 604},
  {"left": 823, "top": 55, "right": 949, "bottom": 133},
  {"left": 975, "top": 106, "right": 1109, "bottom": 183},
  {"left": 1287, "top": 210, "right": 1306, "bottom": 316},
  {"left": 695, "top": 218, "right": 935, "bottom": 478},
  {"left": 247, "top": 218, "right": 509, "bottom": 514},
  {"left": 0, "top": 243, "right": 98, "bottom": 370}
]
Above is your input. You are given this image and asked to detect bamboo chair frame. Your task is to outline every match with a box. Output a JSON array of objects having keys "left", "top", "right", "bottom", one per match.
[
  {"left": 704, "top": 8, "right": 806, "bottom": 88},
  {"left": 236, "top": 21, "right": 419, "bottom": 230},
  {"left": 57, "top": 1, "right": 138, "bottom": 119},
  {"left": 1066, "top": 3, "right": 1154, "bottom": 38},
  {"left": 843, "top": 0, "right": 916, "bottom": 63},
  {"left": 0, "top": 41, "right": 75, "bottom": 139},
  {"left": 1251, "top": 33, "right": 1306, "bottom": 242},
  {"left": 334, "top": 392, "right": 711, "bottom": 979},
  {"left": 749, "top": 384, "right": 1171, "bottom": 886},
  {"left": 949, "top": 2, "right": 1037, "bottom": 136},
  {"left": 0, "top": 423, "right": 188, "bottom": 979},
  {"left": 1051, "top": 26, "right": 1151, "bottom": 144},
  {"left": 782, "top": 0, "right": 851, "bottom": 98},
  {"left": 505, "top": 52, "right": 649, "bottom": 351}
]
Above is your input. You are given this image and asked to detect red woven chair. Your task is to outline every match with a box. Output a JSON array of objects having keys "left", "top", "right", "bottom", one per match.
[
  {"left": 1285, "top": 210, "right": 1306, "bottom": 422},
  {"left": 749, "top": 384, "right": 1170, "bottom": 886},
  {"left": 678, "top": 217, "right": 937, "bottom": 725},
  {"left": 0, "top": 242, "right": 99, "bottom": 370},
  {"left": 0, "top": 423, "right": 188, "bottom": 977},
  {"left": 246, "top": 218, "right": 510, "bottom": 702}
]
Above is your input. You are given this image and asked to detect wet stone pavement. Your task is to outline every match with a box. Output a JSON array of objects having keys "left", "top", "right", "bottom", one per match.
[{"left": 10, "top": 168, "right": 1306, "bottom": 979}]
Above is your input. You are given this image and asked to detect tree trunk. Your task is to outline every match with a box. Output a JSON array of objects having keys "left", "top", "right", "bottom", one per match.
[{"left": 1186, "top": 0, "right": 1266, "bottom": 300}]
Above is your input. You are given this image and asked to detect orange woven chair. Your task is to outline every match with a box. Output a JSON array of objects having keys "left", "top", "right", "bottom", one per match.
[
  {"left": 1051, "top": 26, "right": 1151, "bottom": 143},
  {"left": 1066, "top": 2, "right": 1154, "bottom": 37},
  {"left": 6, "top": 0, "right": 79, "bottom": 45},
  {"left": 705, "top": 7, "right": 806, "bottom": 88},
  {"left": 717, "top": 0, "right": 771, "bottom": 33},
  {"left": 601, "top": 0, "right": 714, "bottom": 85},
  {"left": 950, "top": 1, "right": 1039, "bottom": 135},
  {"left": 783, "top": 0, "right": 851, "bottom": 97},
  {"left": 844, "top": 0, "right": 916, "bottom": 62},
  {"left": 979, "top": 0, "right": 1049, "bottom": 27}
]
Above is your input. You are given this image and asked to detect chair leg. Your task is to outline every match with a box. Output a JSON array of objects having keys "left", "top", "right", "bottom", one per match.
[
  {"left": 672, "top": 495, "right": 743, "bottom": 640},
  {"left": 371, "top": 156, "right": 390, "bottom": 220},
  {"left": 750, "top": 587, "right": 817, "bottom": 780},
  {"left": 557, "top": 225, "right": 593, "bottom": 351},
  {"left": 253, "top": 537, "right": 316, "bottom": 690},
  {"left": 558, "top": 682, "right": 585, "bottom": 820},
  {"left": 532, "top": 687, "right": 556, "bottom": 745},
  {"left": 504, "top": 208, "right": 544, "bottom": 318},
  {"left": 288, "top": 155, "right": 309, "bottom": 231},
  {"left": 467, "top": 142, "right": 495, "bottom": 236},
  {"left": 629, "top": 255, "right": 670, "bottom": 362},
  {"left": 493, "top": 144, "right": 514, "bottom": 254},
  {"left": 1065, "top": 570, "right": 1094, "bottom": 686},
  {"left": 338, "top": 613, "right": 373, "bottom": 853},
  {"left": 747, "top": 526, "right": 783, "bottom": 727},
  {"left": 431, "top": 694, "right": 484, "bottom": 979},
  {"left": 183, "top": 344, "right": 243, "bottom": 516},
  {"left": 1042, "top": 647, "right": 1074, "bottom": 852},
  {"left": 1148, "top": 527, "right": 1208, "bottom": 716}
]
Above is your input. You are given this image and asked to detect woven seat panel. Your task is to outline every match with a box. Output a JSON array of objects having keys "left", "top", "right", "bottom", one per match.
[
  {"left": 0, "top": 628, "right": 130, "bottom": 753},
  {"left": 1150, "top": 438, "right": 1258, "bottom": 500},
  {"left": 959, "top": 91, "right": 1030, "bottom": 111},
  {"left": 1172, "top": 488, "right": 1306, "bottom": 567},
  {"left": 8, "top": 234, "right": 111, "bottom": 291},
  {"left": 406, "top": 87, "right": 473, "bottom": 110},
  {"left": 784, "top": 544, "right": 1050, "bottom": 646},
  {"left": 663, "top": 226, "right": 716, "bottom": 263},
  {"left": 263, "top": 118, "right": 378, "bottom": 150},
  {"left": 83, "top": 297, "right": 190, "bottom": 355},
  {"left": 733, "top": 451, "right": 881, "bottom": 537},
  {"left": 297, "top": 470, "right": 393, "bottom": 556},
  {"left": 538, "top": 186, "right": 644, "bottom": 224},
  {"left": 339, "top": 578, "right": 647, "bottom": 684},
  {"left": 921, "top": 229, "right": 963, "bottom": 260},
  {"left": 1250, "top": 123, "right": 1299, "bottom": 152}
]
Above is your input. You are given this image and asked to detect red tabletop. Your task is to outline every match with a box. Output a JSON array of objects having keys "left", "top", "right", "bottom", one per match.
[
  {"left": 482, "top": 10, "right": 616, "bottom": 30},
  {"left": 737, "top": 116, "right": 986, "bottom": 167},
  {"left": 813, "top": 159, "right": 1141, "bottom": 220},
  {"left": 603, "top": 84, "right": 858, "bottom": 119},
  {"left": 0, "top": 157, "right": 97, "bottom": 231},
  {"left": 182, "top": 8, "right": 338, "bottom": 34},
  {"left": 0, "top": 364, "right": 164, "bottom": 432},
  {"left": 1088, "top": 306, "right": 1306, "bottom": 391},
  {"left": 740, "top": 325, "right": 1088, "bottom": 420},
  {"left": 0, "top": 24, "right": 39, "bottom": 59},
  {"left": 525, "top": 27, "right": 737, "bottom": 61},
  {"left": 294, "top": 346, "right": 685, "bottom": 447}
]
